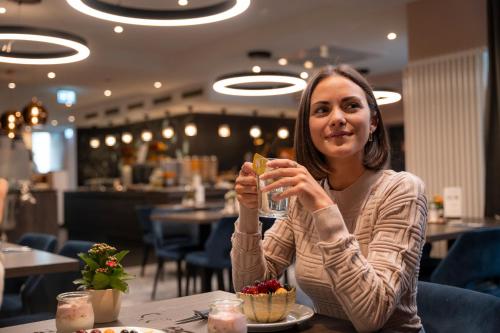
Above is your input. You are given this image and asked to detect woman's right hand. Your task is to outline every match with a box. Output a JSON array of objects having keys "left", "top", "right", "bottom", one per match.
[{"left": 235, "top": 162, "right": 258, "bottom": 210}]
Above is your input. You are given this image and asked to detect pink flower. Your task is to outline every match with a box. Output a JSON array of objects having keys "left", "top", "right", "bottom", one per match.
[{"left": 106, "top": 260, "right": 117, "bottom": 268}]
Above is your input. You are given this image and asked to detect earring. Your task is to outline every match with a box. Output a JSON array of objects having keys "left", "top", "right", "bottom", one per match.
[{"left": 368, "top": 131, "right": 373, "bottom": 142}]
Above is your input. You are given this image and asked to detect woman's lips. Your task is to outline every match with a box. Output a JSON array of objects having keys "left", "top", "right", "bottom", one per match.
[{"left": 326, "top": 131, "right": 352, "bottom": 138}]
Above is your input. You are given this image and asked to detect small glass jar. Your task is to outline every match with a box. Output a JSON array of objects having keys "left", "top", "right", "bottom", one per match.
[
  {"left": 56, "top": 291, "right": 94, "bottom": 333},
  {"left": 207, "top": 299, "right": 247, "bottom": 333}
]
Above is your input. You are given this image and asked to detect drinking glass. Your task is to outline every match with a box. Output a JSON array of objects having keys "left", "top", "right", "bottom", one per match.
[
  {"left": 55, "top": 291, "right": 94, "bottom": 333},
  {"left": 257, "top": 158, "right": 289, "bottom": 218}
]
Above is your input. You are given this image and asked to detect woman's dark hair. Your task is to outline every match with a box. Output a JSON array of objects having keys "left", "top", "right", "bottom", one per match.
[{"left": 294, "top": 64, "right": 390, "bottom": 179}]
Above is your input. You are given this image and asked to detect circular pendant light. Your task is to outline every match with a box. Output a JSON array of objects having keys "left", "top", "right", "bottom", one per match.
[
  {"left": 373, "top": 90, "right": 402, "bottom": 105},
  {"left": 0, "top": 26, "right": 90, "bottom": 65},
  {"left": 213, "top": 71, "right": 307, "bottom": 96},
  {"left": 66, "top": 0, "right": 251, "bottom": 27},
  {"left": 121, "top": 132, "right": 133, "bottom": 144}
]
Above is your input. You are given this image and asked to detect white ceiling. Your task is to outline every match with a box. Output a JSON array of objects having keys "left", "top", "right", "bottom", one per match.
[{"left": 0, "top": 0, "right": 411, "bottom": 126}]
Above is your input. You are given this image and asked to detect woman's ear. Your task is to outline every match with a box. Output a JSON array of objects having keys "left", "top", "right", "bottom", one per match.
[{"left": 370, "top": 112, "right": 378, "bottom": 134}]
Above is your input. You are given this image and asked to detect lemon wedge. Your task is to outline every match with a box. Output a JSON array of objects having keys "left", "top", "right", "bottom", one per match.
[{"left": 252, "top": 153, "right": 268, "bottom": 176}]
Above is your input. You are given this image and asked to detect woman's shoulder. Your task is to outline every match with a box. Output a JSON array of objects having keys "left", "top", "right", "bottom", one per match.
[{"left": 378, "top": 170, "right": 426, "bottom": 197}]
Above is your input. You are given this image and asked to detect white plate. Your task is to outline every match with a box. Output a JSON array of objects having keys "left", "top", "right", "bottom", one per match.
[
  {"left": 247, "top": 304, "right": 314, "bottom": 332},
  {"left": 83, "top": 327, "right": 164, "bottom": 333}
]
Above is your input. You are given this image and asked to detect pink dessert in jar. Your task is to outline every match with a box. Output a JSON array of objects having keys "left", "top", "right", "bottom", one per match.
[{"left": 55, "top": 291, "right": 94, "bottom": 333}]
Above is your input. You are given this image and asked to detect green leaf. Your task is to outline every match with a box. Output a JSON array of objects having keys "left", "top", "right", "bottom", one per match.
[
  {"left": 92, "top": 272, "right": 110, "bottom": 290},
  {"left": 114, "top": 250, "right": 129, "bottom": 263},
  {"left": 120, "top": 273, "right": 135, "bottom": 280},
  {"left": 109, "top": 277, "right": 128, "bottom": 293},
  {"left": 78, "top": 253, "right": 99, "bottom": 271},
  {"left": 73, "top": 278, "right": 87, "bottom": 286}
]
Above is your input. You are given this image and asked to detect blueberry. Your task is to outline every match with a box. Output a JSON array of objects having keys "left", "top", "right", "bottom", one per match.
[{"left": 120, "top": 330, "right": 129, "bottom": 333}]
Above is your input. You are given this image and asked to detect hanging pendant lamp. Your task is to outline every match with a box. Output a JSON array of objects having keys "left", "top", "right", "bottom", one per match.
[
  {"left": 22, "top": 98, "right": 48, "bottom": 126},
  {"left": 66, "top": 0, "right": 251, "bottom": 27},
  {"left": 0, "top": 26, "right": 90, "bottom": 65}
]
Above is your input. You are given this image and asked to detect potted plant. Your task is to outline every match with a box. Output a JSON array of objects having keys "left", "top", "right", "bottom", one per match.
[{"left": 74, "top": 243, "right": 134, "bottom": 323}]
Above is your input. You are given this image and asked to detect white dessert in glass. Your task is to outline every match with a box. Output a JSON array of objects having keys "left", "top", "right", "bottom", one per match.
[
  {"left": 207, "top": 299, "right": 247, "bottom": 333},
  {"left": 56, "top": 291, "right": 94, "bottom": 333}
]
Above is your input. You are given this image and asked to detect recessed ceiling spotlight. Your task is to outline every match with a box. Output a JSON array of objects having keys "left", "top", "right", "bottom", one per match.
[
  {"left": 178, "top": 0, "right": 189, "bottom": 6},
  {"left": 154, "top": 81, "right": 162, "bottom": 88},
  {"left": 51, "top": 120, "right": 58, "bottom": 126},
  {"left": 104, "top": 89, "right": 112, "bottom": 97},
  {"left": 0, "top": 7, "right": 7, "bottom": 14},
  {"left": 304, "top": 60, "right": 313, "bottom": 69},
  {"left": 47, "top": 72, "right": 56, "bottom": 79},
  {"left": 114, "top": 26, "right": 124, "bottom": 33},
  {"left": 68, "top": 115, "right": 75, "bottom": 122},
  {"left": 8, "top": 82, "right": 15, "bottom": 89},
  {"left": 278, "top": 58, "right": 288, "bottom": 66},
  {"left": 300, "top": 71, "right": 309, "bottom": 79},
  {"left": 66, "top": 0, "right": 250, "bottom": 27},
  {"left": 387, "top": 32, "right": 397, "bottom": 40},
  {"left": 252, "top": 65, "right": 261, "bottom": 73}
]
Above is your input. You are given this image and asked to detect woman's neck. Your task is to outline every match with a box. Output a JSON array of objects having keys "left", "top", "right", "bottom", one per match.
[{"left": 326, "top": 156, "right": 366, "bottom": 191}]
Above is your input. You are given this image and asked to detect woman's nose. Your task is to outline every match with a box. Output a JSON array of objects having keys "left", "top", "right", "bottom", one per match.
[{"left": 328, "top": 107, "right": 346, "bottom": 127}]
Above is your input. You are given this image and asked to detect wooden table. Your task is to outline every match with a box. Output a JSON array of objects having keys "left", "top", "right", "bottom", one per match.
[
  {"left": 425, "top": 218, "right": 500, "bottom": 242},
  {"left": 1, "top": 242, "right": 79, "bottom": 278},
  {"left": 2, "top": 290, "right": 357, "bottom": 333}
]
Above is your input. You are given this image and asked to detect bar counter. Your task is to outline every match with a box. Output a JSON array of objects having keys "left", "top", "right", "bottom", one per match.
[{"left": 64, "top": 187, "right": 227, "bottom": 245}]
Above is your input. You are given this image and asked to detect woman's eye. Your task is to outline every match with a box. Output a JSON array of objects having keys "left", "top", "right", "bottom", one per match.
[
  {"left": 345, "top": 102, "right": 361, "bottom": 110},
  {"left": 313, "top": 106, "right": 329, "bottom": 115}
]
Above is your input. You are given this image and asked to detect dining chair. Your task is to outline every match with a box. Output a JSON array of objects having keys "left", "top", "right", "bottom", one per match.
[
  {"left": 430, "top": 228, "right": 500, "bottom": 297},
  {"left": 184, "top": 216, "right": 238, "bottom": 295},
  {"left": 417, "top": 281, "right": 500, "bottom": 333},
  {"left": 21, "top": 240, "right": 94, "bottom": 314},
  {"left": 150, "top": 215, "right": 199, "bottom": 299},
  {"left": 2, "top": 233, "right": 58, "bottom": 304},
  {"left": 135, "top": 206, "right": 156, "bottom": 277}
]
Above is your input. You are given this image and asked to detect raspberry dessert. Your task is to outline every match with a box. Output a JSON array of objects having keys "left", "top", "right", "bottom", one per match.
[{"left": 236, "top": 279, "right": 296, "bottom": 323}]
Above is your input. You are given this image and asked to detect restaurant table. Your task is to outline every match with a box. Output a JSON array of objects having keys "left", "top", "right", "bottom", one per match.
[
  {"left": 1, "top": 242, "right": 79, "bottom": 278},
  {"left": 2, "top": 290, "right": 357, "bottom": 333},
  {"left": 425, "top": 218, "right": 500, "bottom": 242}
]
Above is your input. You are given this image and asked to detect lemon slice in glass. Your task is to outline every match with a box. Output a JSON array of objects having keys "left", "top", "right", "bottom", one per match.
[{"left": 252, "top": 153, "right": 268, "bottom": 176}]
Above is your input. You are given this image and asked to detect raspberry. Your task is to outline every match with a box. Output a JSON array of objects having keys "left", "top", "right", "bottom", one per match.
[
  {"left": 257, "top": 281, "right": 269, "bottom": 294},
  {"left": 265, "top": 279, "right": 282, "bottom": 292},
  {"left": 241, "top": 286, "right": 259, "bottom": 294}
]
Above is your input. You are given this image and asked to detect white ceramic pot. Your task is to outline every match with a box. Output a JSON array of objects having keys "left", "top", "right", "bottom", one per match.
[{"left": 88, "top": 289, "right": 122, "bottom": 323}]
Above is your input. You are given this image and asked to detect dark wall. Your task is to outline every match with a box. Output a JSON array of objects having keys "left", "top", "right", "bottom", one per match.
[
  {"left": 387, "top": 125, "right": 405, "bottom": 172},
  {"left": 77, "top": 113, "right": 296, "bottom": 185}
]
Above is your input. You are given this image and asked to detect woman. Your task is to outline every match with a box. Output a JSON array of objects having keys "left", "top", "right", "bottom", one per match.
[
  {"left": 0, "top": 178, "right": 7, "bottom": 306},
  {"left": 232, "top": 65, "right": 427, "bottom": 332}
]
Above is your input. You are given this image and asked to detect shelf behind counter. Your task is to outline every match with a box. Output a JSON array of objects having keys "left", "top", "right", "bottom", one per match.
[{"left": 64, "top": 187, "right": 228, "bottom": 245}]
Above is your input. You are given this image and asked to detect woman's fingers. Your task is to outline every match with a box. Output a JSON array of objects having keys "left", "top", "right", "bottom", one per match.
[{"left": 239, "top": 162, "right": 256, "bottom": 176}]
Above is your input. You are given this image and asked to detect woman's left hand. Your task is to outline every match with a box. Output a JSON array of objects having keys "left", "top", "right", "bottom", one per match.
[{"left": 260, "top": 159, "right": 334, "bottom": 213}]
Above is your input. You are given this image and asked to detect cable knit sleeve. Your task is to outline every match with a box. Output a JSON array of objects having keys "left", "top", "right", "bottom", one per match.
[
  {"left": 314, "top": 172, "right": 427, "bottom": 332},
  {"left": 231, "top": 200, "right": 296, "bottom": 292}
]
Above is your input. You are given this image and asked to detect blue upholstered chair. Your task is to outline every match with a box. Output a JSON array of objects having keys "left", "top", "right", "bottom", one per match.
[
  {"left": 150, "top": 216, "right": 199, "bottom": 299},
  {"left": 184, "top": 216, "right": 240, "bottom": 294},
  {"left": 430, "top": 228, "right": 500, "bottom": 296},
  {"left": 135, "top": 206, "right": 156, "bottom": 277},
  {"left": 417, "top": 281, "right": 500, "bottom": 333},
  {"left": 1, "top": 233, "right": 58, "bottom": 318},
  {"left": 15, "top": 241, "right": 93, "bottom": 315}
]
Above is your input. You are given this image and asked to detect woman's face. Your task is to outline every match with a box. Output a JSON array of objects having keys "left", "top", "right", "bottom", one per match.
[{"left": 308, "top": 75, "right": 376, "bottom": 166}]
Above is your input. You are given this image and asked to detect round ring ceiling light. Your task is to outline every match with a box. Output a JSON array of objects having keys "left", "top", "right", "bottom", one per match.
[
  {"left": 373, "top": 90, "right": 402, "bottom": 105},
  {"left": 0, "top": 26, "right": 90, "bottom": 65},
  {"left": 66, "top": 0, "right": 251, "bottom": 26},
  {"left": 213, "top": 71, "right": 307, "bottom": 96}
]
